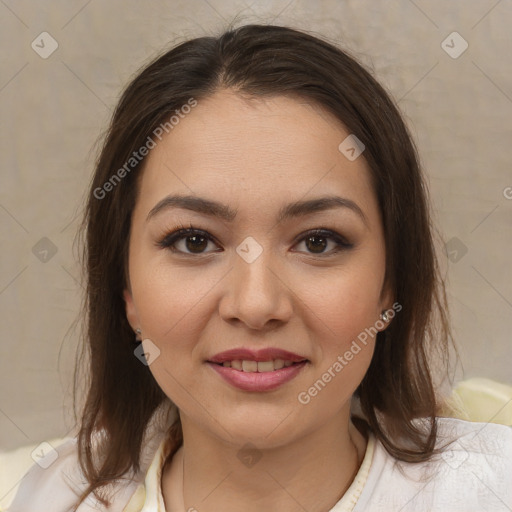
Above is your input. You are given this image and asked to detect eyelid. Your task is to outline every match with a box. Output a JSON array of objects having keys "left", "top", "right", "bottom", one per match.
[
  {"left": 155, "top": 224, "right": 220, "bottom": 252},
  {"left": 291, "top": 228, "right": 351, "bottom": 247},
  {"left": 156, "top": 225, "right": 353, "bottom": 256}
]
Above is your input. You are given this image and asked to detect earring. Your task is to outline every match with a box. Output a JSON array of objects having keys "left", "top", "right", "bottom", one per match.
[
  {"left": 135, "top": 328, "right": 142, "bottom": 342},
  {"left": 380, "top": 310, "right": 389, "bottom": 322}
]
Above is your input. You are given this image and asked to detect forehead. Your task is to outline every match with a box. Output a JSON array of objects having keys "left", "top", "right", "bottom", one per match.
[{"left": 136, "top": 89, "right": 379, "bottom": 224}]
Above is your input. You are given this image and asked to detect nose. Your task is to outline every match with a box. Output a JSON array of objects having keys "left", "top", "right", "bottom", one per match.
[{"left": 219, "top": 246, "right": 293, "bottom": 331}]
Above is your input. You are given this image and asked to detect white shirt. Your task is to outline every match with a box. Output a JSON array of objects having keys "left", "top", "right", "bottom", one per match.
[{"left": 5, "top": 417, "right": 512, "bottom": 511}]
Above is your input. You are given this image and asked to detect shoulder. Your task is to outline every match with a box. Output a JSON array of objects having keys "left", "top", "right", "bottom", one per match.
[
  {"left": 434, "top": 417, "right": 512, "bottom": 481},
  {"left": 436, "top": 416, "right": 512, "bottom": 459},
  {"left": 352, "top": 418, "right": 512, "bottom": 512},
  {"left": 5, "top": 437, "right": 143, "bottom": 512}
]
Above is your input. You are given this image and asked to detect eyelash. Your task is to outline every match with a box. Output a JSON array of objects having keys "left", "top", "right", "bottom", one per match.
[{"left": 156, "top": 223, "right": 353, "bottom": 257}]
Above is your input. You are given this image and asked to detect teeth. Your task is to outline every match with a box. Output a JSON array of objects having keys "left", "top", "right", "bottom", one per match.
[
  {"left": 231, "top": 360, "right": 242, "bottom": 370},
  {"left": 257, "top": 361, "right": 274, "bottom": 372},
  {"left": 242, "top": 360, "right": 258, "bottom": 372},
  {"left": 219, "top": 359, "right": 301, "bottom": 372}
]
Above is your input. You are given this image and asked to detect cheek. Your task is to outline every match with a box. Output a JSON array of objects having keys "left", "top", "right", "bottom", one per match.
[
  {"left": 131, "top": 257, "right": 217, "bottom": 343},
  {"left": 296, "top": 270, "right": 379, "bottom": 410},
  {"left": 298, "top": 264, "right": 383, "bottom": 349},
  {"left": 131, "top": 263, "right": 211, "bottom": 407}
]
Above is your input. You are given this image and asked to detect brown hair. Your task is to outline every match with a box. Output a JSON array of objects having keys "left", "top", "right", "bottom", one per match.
[{"left": 73, "top": 23, "right": 454, "bottom": 508}]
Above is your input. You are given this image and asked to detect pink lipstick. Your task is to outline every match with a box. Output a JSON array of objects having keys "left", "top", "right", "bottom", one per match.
[{"left": 207, "top": 348, "right": 308, "bottom": 392}]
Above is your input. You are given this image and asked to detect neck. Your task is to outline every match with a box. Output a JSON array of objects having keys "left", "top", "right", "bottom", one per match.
[{"left": 162, "top": 412, "right": 368, "bottom": 512}]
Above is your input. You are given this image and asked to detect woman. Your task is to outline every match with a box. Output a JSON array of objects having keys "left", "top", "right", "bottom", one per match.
[{"left": 8, "top": 23, "right": 511, "bottom": 512}]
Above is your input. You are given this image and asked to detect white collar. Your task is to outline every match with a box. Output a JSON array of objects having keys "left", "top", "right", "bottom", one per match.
[{"left": 123, "top": 432, "right": 375, "bottom": 512}]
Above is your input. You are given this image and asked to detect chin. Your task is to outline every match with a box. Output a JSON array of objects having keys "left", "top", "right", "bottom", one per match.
[{"left": 200, "top": 404, "right": 311, "bottom": 450}]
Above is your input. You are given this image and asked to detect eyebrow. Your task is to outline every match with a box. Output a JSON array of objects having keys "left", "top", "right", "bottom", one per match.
[{"left": 146, "top": 194, "right": 368, "bottom": 227}]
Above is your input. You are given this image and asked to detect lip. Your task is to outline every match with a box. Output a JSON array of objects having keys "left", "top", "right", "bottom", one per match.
[
  {"left": 207, "top": 360, "right": 308, "bottom": 392},
  {"left": 208, "top": 348, "right": 307, "bottom": 364}
]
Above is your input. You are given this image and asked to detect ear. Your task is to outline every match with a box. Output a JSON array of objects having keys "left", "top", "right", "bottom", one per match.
[
  {"left": 377, "top": 276, "right": 395, "bottom": 330},
  {"left": 379, "top": 279, "right": 394, "bottom": 312},
  {"left": 123, "top": 288, "right": 140, "bottom": 332}
]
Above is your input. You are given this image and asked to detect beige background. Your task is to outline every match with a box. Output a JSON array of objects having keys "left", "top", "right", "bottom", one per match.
[{"left": 0, "top": 0, "right": 511, "bottom": 457}]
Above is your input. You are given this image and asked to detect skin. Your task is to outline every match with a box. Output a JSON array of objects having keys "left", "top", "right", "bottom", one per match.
[{"left": 124, "top": 89, "right": 393, "bottom": 512}]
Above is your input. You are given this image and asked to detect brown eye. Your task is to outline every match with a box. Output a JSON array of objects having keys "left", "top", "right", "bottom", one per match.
[
  {"left": 294, "top": 229, "right": 353, "bottom": 256},
  {"left": 304, "top": 234, "right": 328, "bottom": 253},
  {"left": 157, "top": 226, "right": 352, "bottom": 257},
  {"left": 182, "top": 234, "right": 209, "bottom": 253},
  {"left": 158, "top": 227, "right": 220, "bottom": 255}
]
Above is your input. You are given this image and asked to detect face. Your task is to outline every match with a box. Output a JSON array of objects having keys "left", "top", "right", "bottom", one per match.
[{"left": 124, "top": 89, "right": 393, "bottom": 448}]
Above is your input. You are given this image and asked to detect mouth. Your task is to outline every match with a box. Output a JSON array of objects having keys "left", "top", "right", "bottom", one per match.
[
  {"left": 206, "top": 348, "right": 309, "bottom": 392},
  {"left": 208, "top": 347, "right": 308, "bottom": 366},
  {"left": 209, "top": 359, "right": 307, "bottom": 372}
]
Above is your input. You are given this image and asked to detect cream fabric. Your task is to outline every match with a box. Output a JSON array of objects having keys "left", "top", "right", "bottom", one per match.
[
  {"left": 441, "top": 378, "right": 512, "bottom": 425},
  {"left": 5, "top": 417, "right": 512, "bottom": 511},
  {"left": 122, "top": 433, "right": 375, "bottom": 512}
]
